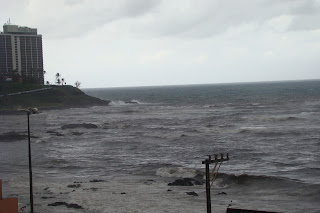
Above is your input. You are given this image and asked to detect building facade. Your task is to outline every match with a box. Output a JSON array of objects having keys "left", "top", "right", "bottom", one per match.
[{"left": 0, "top": 23, "right": 44, "bottom": 84}]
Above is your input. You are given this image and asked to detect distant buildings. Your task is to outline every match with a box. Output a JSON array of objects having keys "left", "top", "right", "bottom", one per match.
[{"left": 0, "top": 22, "right": 44, "bottom": 84}]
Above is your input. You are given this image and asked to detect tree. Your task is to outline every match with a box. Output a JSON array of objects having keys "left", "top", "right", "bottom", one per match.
[
  {"left": 55, "top": 73, "right": 61, "bottom": 85},
  {"left": 61, "top": 78, "right": 65, "bottom": 85},
  {"left": 74, "top": 81, "right": 81, "bottom": 88},
  {"left": 46, "top": 81, "right": 50, "bottom": 85}
]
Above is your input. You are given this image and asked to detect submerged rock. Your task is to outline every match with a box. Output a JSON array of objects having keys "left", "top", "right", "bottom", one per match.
[
  {"left": 41, "top": 196, "right": 56, "bottom": 199},
  {"left": 67, "top": 184, "right": 81, "bottom": 188},
  {"left": 46, "top": 130, "right": 64, "bottom": 136},
  {"left": 71, "top": 132, "right": 83, "bottom": 136},
  {"left": 217, "top": 192, "right": 227, "bottom": 195},
  {"left": 61, "top": 123, "right": 98, "bottom": 130},
  {"left": 0, "top": 131, "right": 37, "bottom": 141},
  {"left": 48, "top": 202, "right": 83, "bottom": 209},
  {"left": 186, "top": 191, "right": 198, "bottom": 196}
]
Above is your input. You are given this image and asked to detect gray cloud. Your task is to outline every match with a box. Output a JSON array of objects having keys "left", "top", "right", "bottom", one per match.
[
  {"left": 288, "top": 0, "right": 320, "bottom": 31},
  {"left": 5, "top": 0, "right": 319, "bottom": 39},
  {"left": 122, "top": 0, "right": 161, "bottom": 17}
]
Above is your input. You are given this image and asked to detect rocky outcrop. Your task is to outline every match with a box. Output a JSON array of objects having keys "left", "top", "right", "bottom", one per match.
[{"left": 168, "top": 177, "right": 204, "bottom": 186}]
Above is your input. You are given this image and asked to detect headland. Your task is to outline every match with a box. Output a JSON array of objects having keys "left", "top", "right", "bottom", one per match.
[{"left": 0, "top": 82, "right": 110, "bottom": 114}]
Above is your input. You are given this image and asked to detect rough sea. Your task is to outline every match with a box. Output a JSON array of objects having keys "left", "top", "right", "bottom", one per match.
[{"left": 1, "top": 80, "right": 320, "bottom": 213}]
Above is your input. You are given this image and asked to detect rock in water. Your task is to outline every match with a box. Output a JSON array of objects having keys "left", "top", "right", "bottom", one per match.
[
  {"left": 186, "top": 191, "right": 198, "bottom": 196},
  {"left": 168, "top": 178, "right": 204, "bottom": 186}
]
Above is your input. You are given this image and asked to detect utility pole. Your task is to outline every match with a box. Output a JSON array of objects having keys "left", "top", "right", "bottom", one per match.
[
  {"left": 27, "top": 110, "right": 34, "bottom": 213},
  {"left": 202, "top": 153, "right": 229, "bottom": 213},
  {"left": 24, "top": 108, "right": 38, "bottom": 213}
]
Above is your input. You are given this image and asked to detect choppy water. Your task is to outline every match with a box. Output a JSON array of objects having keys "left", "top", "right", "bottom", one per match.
[{"left": 1, "top": 80, "right": 320, "bottom": 212}]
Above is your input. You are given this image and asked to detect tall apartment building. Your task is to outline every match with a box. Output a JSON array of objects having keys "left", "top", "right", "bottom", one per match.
[{"left": 0, "top": 23, "right": 44, "bottom": 84}]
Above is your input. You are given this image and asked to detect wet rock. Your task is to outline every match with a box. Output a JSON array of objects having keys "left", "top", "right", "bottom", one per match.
[
  {"left": 67, "top": 184, "right": 81, "bottom": 188},
  {"left": 61, "top": 123, "right": 98, "bottom": 130},
  {"left": 186, "top": 191, "right": 198, "bottom": 196},
  {"left": 48, "top": 202, "right": 83, "bottom": 209},
  {"left": 168, "top": 177, "right": 204, "bottom": 186},
  {"left": 217, "top": 192, "right": 227, "bottom": 195},
  {"left": 168, "top": 178, "right": 194, "bottom": 186},
  {"left": 167, "top": 189, "right": 172, "bottom": 192},
  {"left": 121, "top": 192, "right": 126, "bottom": 194}
]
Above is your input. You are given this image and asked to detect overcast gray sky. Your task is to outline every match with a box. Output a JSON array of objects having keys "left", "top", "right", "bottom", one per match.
[{"left": 1, "top": 0, "right": 320, "bottom": 88}]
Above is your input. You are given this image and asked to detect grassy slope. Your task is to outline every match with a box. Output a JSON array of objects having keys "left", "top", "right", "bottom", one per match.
[{"left": 0, "top": 82, "right": 110, "bottom": 111}]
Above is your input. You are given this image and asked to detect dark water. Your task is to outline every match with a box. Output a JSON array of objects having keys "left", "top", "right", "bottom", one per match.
[{"left": 1, "top": 80, "right": 320, "bottom": 212}]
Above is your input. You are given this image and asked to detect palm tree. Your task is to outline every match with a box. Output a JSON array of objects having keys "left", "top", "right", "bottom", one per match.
[
  {"left": 56, "top": 78, "right": 61, "bottom": 85},
  {"left": 55, "top": 73, "right": 61, "bottom": 85}
]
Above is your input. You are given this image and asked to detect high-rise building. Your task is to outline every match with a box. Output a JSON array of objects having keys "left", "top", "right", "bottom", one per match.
[{"left": 0, "top": 23, "right": 44, "bottom": 84}]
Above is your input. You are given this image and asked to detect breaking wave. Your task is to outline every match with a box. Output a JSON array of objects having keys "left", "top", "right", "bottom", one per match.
[
  {"left": 110, "top": 99, "right": 144, "bottom": 106},
  {"left": 156, "top": 167, "right": 203, "bottom": 178}
]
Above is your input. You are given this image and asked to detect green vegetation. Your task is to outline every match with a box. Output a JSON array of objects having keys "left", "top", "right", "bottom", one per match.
[
  {"left": 0, "top": 83, "right": 110, "bottom": 112},
  {"left": 0, "top": 82, "right": 48, "bottom": 95}
]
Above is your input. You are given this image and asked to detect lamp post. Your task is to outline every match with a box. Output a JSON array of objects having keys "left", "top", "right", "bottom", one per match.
[{"left": 25, "top": 108, "right": 38, "bottom": 213}]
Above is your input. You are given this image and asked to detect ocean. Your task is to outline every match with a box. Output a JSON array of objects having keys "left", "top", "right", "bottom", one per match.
[{"left": 0, "top": 80, "right": 320, "bottom": 212}]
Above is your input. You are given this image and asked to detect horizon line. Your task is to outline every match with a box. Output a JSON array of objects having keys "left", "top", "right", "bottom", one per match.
[{"left": 82, "top": 78, "right": 320, "bottom": 90}]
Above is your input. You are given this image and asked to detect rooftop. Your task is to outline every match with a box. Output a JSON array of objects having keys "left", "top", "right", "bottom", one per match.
[{"left": 3, "top": 23, "right": 37, "bottom": 35}]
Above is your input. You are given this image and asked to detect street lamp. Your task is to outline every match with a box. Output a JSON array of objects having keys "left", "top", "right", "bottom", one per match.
[{"left": 25, "top": 108, "right": 38, "bottom": 213}]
